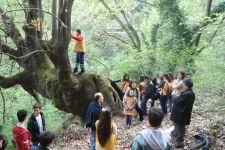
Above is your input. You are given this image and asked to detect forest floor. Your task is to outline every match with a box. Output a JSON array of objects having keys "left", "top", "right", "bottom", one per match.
[{"left": 53, "top": 101, "right": 225, "bottom": 150}]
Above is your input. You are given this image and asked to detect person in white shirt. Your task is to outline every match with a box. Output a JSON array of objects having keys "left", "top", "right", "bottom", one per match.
[
  {"left": 27, "top": 103, "right": 46, "bottom": 148},
  {"left": 171, "top": 72, "right": 186, "bottom": 97},
  {"left": 131, "top": 108, "right": 171, "bottom": 150}
]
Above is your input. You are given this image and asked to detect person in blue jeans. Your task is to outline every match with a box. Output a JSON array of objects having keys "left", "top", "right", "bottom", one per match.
[
  {"left": 71, "top": 29, "right": 86, "bottom": 74},
  {"left": 85, "top": 92, "right": 104, "bottom": 150}
]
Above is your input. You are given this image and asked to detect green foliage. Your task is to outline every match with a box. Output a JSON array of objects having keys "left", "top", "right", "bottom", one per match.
[
  {"left": 1, "top": 0, "right": 225, "bottom": 149},
  {"left": 0, "top": 88, "right": 65, "bottom": 149}
]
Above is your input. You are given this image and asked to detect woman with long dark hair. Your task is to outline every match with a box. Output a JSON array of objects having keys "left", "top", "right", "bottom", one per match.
[{"left": 96, "top": 107, "right": 117, "bottom": 150}]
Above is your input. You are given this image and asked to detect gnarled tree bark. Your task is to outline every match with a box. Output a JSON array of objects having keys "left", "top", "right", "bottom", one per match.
[{"left": 0, "top": 0, "right": 122, "bottom": 118}]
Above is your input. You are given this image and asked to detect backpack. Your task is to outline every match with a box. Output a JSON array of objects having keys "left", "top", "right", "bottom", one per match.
[{"left": 190, "top": 133, "right": 212, "bottom": 150}]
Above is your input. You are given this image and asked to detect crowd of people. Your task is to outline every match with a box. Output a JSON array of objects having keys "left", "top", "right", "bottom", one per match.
[
  {"left": 0, "top": 104, "right": 55, "bottom": 150},
  {"left": 0, "top": 71, "right": 195, "bottom": 150},
  {"left": 85, "top": 71, "right": 195, "bottom": 150}
]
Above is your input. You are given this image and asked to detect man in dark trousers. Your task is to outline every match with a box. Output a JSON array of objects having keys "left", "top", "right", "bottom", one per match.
[
  {"left": 71, "top": 29, "right": 86, "bottom": 74},
  {"left": 85, "top": 92, "right": 104, "bottom": 150},
  {"left": 27, "top": 103, "right": 46, "bottom": 148},
  {"left": 141, "top": 78, "right": 156, "bottom": 117},
  {"left": 170, "top": 78, "right": 195, "bottom": 148}
]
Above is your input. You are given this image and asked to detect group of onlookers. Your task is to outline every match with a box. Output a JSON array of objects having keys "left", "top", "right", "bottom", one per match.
[
  {"left": 0, "top": 104, "right": 55, "bottom": 150},
  {"left": 0, "top": 71, "right": 195, "bottom": 150},
  {"left": 85, "top": 71, "right": 195, "bottom": 149}
]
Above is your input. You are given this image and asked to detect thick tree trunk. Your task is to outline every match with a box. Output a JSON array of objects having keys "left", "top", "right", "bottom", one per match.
[{"left": 0, "top": 0, "right": 122, "bottom": 119}]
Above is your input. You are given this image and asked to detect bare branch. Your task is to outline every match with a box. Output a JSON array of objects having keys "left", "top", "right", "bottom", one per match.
[
  {"left": 0, "top": 50, "right": 46, "bottom": 59},
  {"left": 196, "top": 15, "right": 225, "bottom": 54},
  {"left": 0, "top": 7, "right": 25, "bottom": 50},
  {"left": 0, "top": 71, "right": 28, "bottom": 88},
  {"left": 206, "top": 0, "right": 213, "bottom": 17},
  {"left": 3, "top": 8, "right": 68, "bottom": 28},
  {"left": 51, "top": 0, "right": 58, "bottom": 41},
  {"left": 0, "top": 88, "right": 6, "bottom": 124},
  {"left": 134, "top": 0, "right": 155, "bottom": 7},
  {"left": 85, "top": 56, "right": 110, "bottom": 75},
  {"left": 99, "top": 0, "right": 140, "bottom": 50},
  {"left": 194, "top": 0, "right": 213, "bottom": 46},
  {"left": 0, "top": 40, "right": 21, "bottom": 59},
  {"left": 103, "top": 31, "right": 130, "bottom": 45},
  {"left": 120, "top": 9, "right": 141, "bottom": 51}
]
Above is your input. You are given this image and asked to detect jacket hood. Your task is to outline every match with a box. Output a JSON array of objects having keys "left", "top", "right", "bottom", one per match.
[{"left": 140, "top": 128, "right": 171, "bottom": 150}]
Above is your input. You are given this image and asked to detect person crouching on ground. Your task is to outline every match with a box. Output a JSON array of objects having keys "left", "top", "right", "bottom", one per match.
[
  {"left": 85, "top": 92, "right": 104, "bottom": 150},
  {"left": 95, "top": 106, "right": 117, "bottom": 150},
  {"left": 123, "top": 90, "right": 137, "bottom": 128},
  {"left": 38, "top": 131, "right": 55, "bottom": 150},
  {"left": 131, "top": 108, "right": 171, "bottom": 150}
]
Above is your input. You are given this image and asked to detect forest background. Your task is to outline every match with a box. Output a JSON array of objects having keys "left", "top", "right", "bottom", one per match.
[{"left": 0, "top": 0, "right": 225, "bottom": 149}]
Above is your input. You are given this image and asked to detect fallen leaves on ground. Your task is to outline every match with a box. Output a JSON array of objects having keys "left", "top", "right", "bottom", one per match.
[{"left": 53, "top": 101, "right": 224, "bottom": 150}]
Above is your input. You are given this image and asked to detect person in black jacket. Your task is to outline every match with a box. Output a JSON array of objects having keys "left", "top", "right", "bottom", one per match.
[
  {"left": 27, "top": 103, "right": 46, "bottom": 148},
  {"left": 170, "top": 79, "right": 195, "bottom": 148},
  {"left": 141, "top": 78, "right": 156, "bottom": 117},
  {"left": 85, "top": 92, "right": 104, "bottom": 150}
]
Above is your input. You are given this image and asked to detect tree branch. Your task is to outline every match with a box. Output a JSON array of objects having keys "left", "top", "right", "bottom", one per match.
[
  {"left": 150, "top": 22, "right": 162, "bottom": 49},
  {"left": 134, "top": 0, "right": 156, "bottom": 7},
  {"left": 0, "top": 71, "right": 40, "bottom": 102},
  {"left": 99, "top": 0, "right": 138, "bottom": 49},
  {"left": 57, "top": 0, "right": 74, "bottom": 46},
  {"left": 0, "top": 7, "right": 25, "bottom": 50},
  {"left": 51, "top": 0, "right": 58, "bottom": 42},
  {"left": 0, "top": 88, "right": 6, "bottom": 124},
  {"left": 194, "top": 0, "right": 213, "bottom": 46},
  {"left": 196, "top": 15, "right": 225, "bottom": 54},
  {"left": 0, "top": 40, "right": 21, "bottom": 60},
  {"left": 103, "top": 30, "right": 130, "bottom": 45},
  {"left": 0, "top": 50, "right": 46, "bottom": 59},
  {"left": 0, "top": 71, "right": 28, "bottom": 88},
  {"left": 120, "top": 9, "right": 141, "bottom": 51}
]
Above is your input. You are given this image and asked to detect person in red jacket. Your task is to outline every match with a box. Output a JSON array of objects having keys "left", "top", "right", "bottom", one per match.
[
  {"left": 71, "top": 29, "right": 86, "bottom": 74},
  {"left": 13, "top": 109, "right": 32, "bottom": 150}
]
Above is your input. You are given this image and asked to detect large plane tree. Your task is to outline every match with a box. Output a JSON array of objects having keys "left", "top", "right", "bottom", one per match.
[{"left": 0, "top": 0, "right": 121, "bottom": 118}]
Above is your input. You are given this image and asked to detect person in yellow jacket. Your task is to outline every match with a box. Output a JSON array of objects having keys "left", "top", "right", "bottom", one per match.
[
  {"left": 95, "top": 106, "right": 117, "bottom": 150},
  {"left": 71, "top": 29, "right": 86, "bottom": 74},
  {"left": 123, "top": 90, "right": 137, "bottom": 128},
  {"left": 158, "top": 74, "right": 170, "bottom": 114}
]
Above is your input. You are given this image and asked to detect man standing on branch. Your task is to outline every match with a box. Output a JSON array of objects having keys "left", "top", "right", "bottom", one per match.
[
  {"left": 170, "top": 79, "right": 195, "bottom": 148},
  {"left": 71, "top": 29, "right": 86, "bottom": 74}
]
